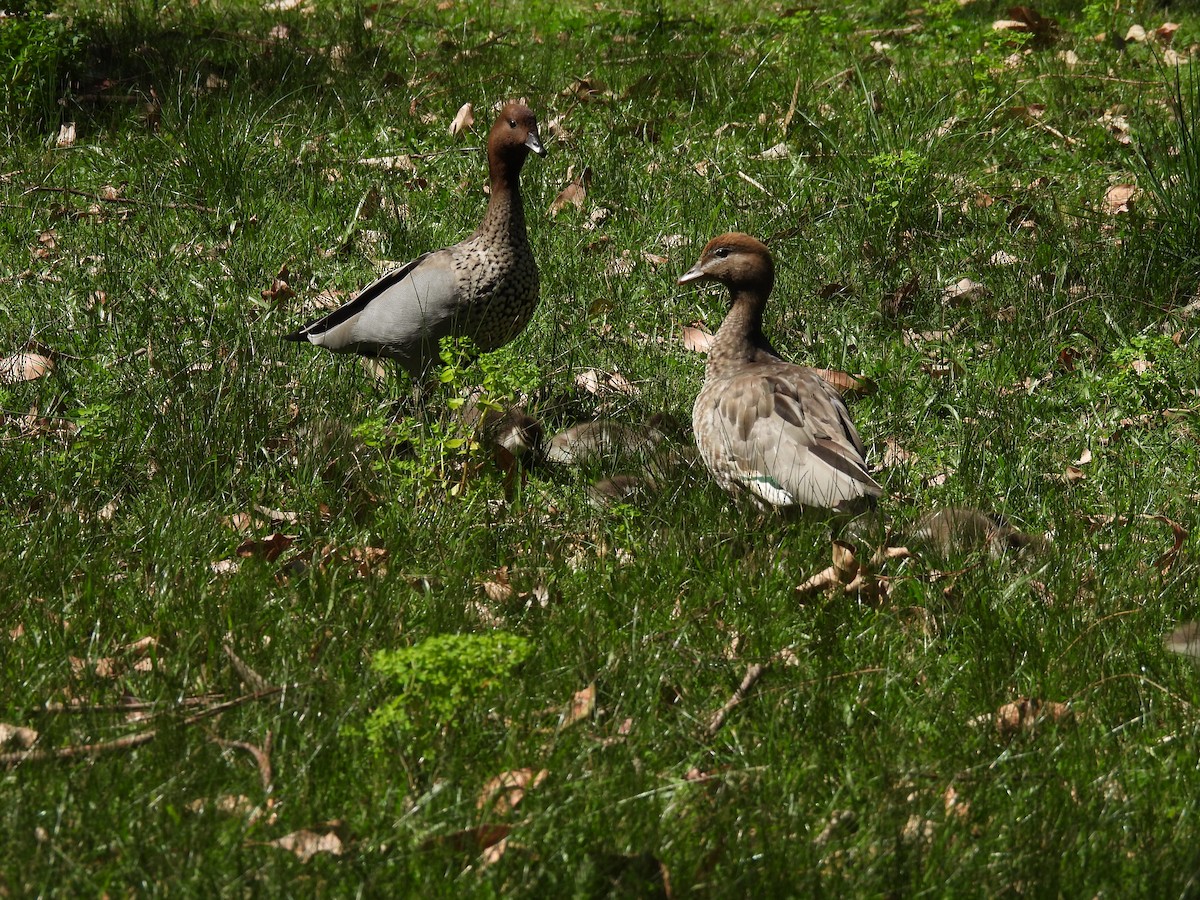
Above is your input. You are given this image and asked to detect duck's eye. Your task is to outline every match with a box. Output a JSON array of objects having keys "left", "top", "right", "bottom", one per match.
[
  {"left": 508, "top": 119, "right": 517, "bottom": 128},
  {"left": 713, "top": 247, "right": 730, "bottom": 258}
]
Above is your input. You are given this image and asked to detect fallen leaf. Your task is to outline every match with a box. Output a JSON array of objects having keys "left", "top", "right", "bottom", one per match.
[
  {"left": 1103, "top": 184, "right": 1138, "bottom": 215},
  {"left": 548, "top": 178, "right": 586, "bottom": 217},
  {"left": 449, "top": 102, "right": 475, "bottom": 137},
  {"left": 268, "top": 826, "right": 345, "bottom": 862},
  {"left": 1125, "top": 23, "right": 1146, "bottom": 42},
  {"left": 476, "top": 767, "right": 548, "bottom": 816},
  {"left": 981, "top": 697, "right": 1072, "bottom": 736},
  {"left": 56, "top": 123, "right": 77, "bottom": 148},
  {"left": 942, "top": 277, "right": 990, "bottom": 305},
  {"left": 0, "top": 722, "right": 38, "bottom": 749},
  {"left": 0, "top": 353, "right": 54, "bottom": 384},
  {"left": 574, "top": 368, "right": 640, "bottom": 397},
  {"left": 1164, "top": 622, "right": 1200, "bottom": 662},
  {"left": 882, "top": 274, "right": 919, "bottom": 318},
  {"left": 1154, "top": 22, "right": 1180, "bottom": 45},
  {"left": 236, "top": 533, "right": 295, "bottom": 563},
  {"left": 561, "top": 682, "right": 596, "bottom": 729},
  {"left": 680, "top": 325, "right": 714, "bottom": 353},
  {"left": 812, "top": 368, "right": 875, "bottom": 397},
  {"left": 1081, "top": 513, "right": 1187, "bottom": 573},
  {"left": 355, "top": 154, "right": 416, "bottom": 171},
  {"left": 754, "top": 142, "right": 790, "bottom": 160}
]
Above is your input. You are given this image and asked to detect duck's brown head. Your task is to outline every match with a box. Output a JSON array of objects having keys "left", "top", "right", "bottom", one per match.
[
  {"left": 678, "top": 232, "right": 775, "bottom": 299},
  {"left": 488, "top": 102, "right": 546, "bottom": 173}
]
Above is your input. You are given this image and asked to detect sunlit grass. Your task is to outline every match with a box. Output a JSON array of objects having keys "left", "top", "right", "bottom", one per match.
[{"left": 3, "top": 0, "right": 1200, "bottom": 894}]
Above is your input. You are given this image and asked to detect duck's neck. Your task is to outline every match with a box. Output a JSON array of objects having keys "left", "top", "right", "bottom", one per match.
[
  {"left": 707, "top": 289, "right": 774, "bottom": 376},
  {"left": 474, "top": 155, "right": 527, "bottom": 242}
]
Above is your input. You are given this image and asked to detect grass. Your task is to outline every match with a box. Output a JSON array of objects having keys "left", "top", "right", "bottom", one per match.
[{"left": 4, "top": 0, "right": 1200, "bottom": 894}]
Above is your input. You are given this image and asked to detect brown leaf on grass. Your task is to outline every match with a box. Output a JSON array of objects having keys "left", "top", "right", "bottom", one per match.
[
  {"left": 882, "top": 274, "right": 919, "bottom": 319},
  {"left": 1124, "top": 24, "right": 1147, "bottom": 42},
  {"left": 754, "top": 142, "right": 790, "bottom": 160},
  {"left": 942, "top": 277, "right": 990, "bottom": 305},
  {"left": 1103, "top": 184, "right": 1139, "bottom": 215},
  {"left": 978, "top": 697, "right": 1072, "bottom": 736},
  {"left": 480, "top": 567, "right": 514, "bottom": 602},
  {"left": 680, "top": 325, "right": 715, "bottom": 353},
  {"left": 1098, "top": 108, "right": 1131, "bottom": 145},
  {"left": 574, "top": 368, "right": 640, "bottom": 397},
  {"left": 448, "top": 102, "right": 475, "bottom": 137},
  {"left": 1081, "top": 513, "right": 1187, "bottom": 574},
  {"left": 812, "top": 369, "right": 876, "bottom": 398},
  {"left": 56, "top": 123, "right": 77, "bottom": 148},
  {"left": 0, "top": 723, "right": 38, "bottom": 750},
  {"left": 0, "top": 353, "right": 54, "bottom": 385},
  {"left": 476, "top": 767, "right": 548, "bottom": 816},
  {"left": 70, "top": 636, "right": 161, "bottom": 680},
  {"left": 548, "top": 169, "right": 589, "bottom": 217},
  {"left": 561, "top": 682, "right": 596, "bottom": 729},
  {"left": 355, "top": 154, "right": 416, "bottom": 172},
  {"left": 604, "top": 251, "right": 635, "bottom": 277},
  {"left": 993, "top": 6, "right": 1059, "bottom": 45},
  {"left": 1164, "top": 622, "right": 1200, "bottom": 662},
  {"left": 261, "top": 264, "right": 295, "bottom": 303},
  {"left": 562, "top": 76, "right": 608, "bottom": 102},
  {"left": 236, "top": 533, "right": 295, "bottom": 563},
  {"left": 267, "top": 824, "right": 346, "bottom": 862},
  {"left": 1155, "top": 22, "right": 1180, "bottom": 45},
  {"left": 882, "top": 437, "right": 914, "bottom": 468}
]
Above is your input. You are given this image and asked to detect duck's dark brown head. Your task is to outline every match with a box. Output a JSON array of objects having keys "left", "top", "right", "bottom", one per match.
[{"left": 488, "top": 102, "right": 546, "bottom": 175}]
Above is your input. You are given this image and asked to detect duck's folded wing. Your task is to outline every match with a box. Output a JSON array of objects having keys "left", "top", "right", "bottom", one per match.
[
  {"left": 283, "top": 250, "right": 460, "bottom": 360},
  {"left": 715, "top": 369, "right": 881, "bottom": 510}
]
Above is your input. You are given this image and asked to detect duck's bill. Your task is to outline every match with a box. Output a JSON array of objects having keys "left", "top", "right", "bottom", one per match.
[
  {"left": 677, "top": 264, "right": 706, "bottom": 285},
  {"left": 526, "top": 132, "right": 547, "bottom": 157}
]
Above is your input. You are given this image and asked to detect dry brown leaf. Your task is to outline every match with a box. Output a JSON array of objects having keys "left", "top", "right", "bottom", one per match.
[
  {"left": 56, "top": 123, "right": 77, "bottom": 148},
  {"left": 548, "top": 180, "right": 586, "bottom": 217},
  {"left": 574, "top": 368, "right": 639, "bottom": 397},
  {"left": 942, "top": 277, "right": 990, "bottom": 305},
  {"left": 561, "top": 682, "right": 596, "bottom": 729},
  {"left": 1155, "top": 22, "right": 1180, "bottom": 45},
  {"left": 680, "top": 325, "right": 714, "bottom": 353},
  {"left": 1125, "top": 23, "right": 1147, "bottom": 42},
  {"left": 449, "top": 102, "right": 475, "bottom": 137},
  {"left": 476, "top": 767, "right": 548, "bottom": 816},
  {"left": 1081, "top": 513, "right": 1187, "bottom": 573},
  {"left": 1164, "top": 622, "right": 1200, "bottom": 661},
  {"left": 0, "top": 353, "right": 54, "bottom": 385},
  {"left": 0, "top": 722, "right": 38, "bottom": 750},
  {"left": 268, "top": 826, "right": 345, "bottom": 862},
  {"left": 754, "top": 142, "right": 790, "bottom": 160},
  {"left": 813, "top": 368, "right": 875, "bottom": 397},
  {"left": 982, "top": 697, "right": 1072, "bottom": 736},
  {"left": 355, "top": 154, "right": 416, "bottom": 172},
  {"left": 236, "top": 533, "right": 295, "bottom": 563},
  {"left": 261, "top": 264, "right": 295, "bottom": 303},
  {"left": 561, "top": 76, "right": 607, "bottom": 102},
  {"left": 1103, "top": 184, "right": 1138, "bottom": 215},
  {"left": 882, "top": 437, "right": 914, "bottom": 468}
]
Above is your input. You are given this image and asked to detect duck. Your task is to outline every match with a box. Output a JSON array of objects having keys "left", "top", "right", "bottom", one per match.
[
  {"left": 284, "top": 102, "right": 546, "bottom": 376},
  {"left": 678, "top": 232, "right": 881, "bottom": 514}
]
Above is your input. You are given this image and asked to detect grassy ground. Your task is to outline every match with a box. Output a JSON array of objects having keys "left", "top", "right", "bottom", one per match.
[{"left": 4, "top": 0, "right": 1200, "bottom": 894}]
